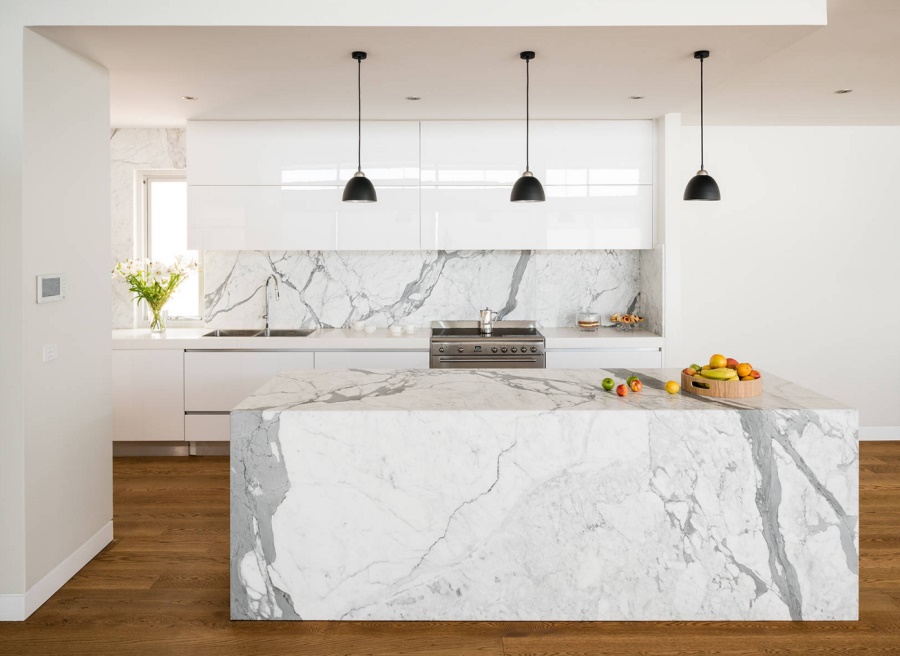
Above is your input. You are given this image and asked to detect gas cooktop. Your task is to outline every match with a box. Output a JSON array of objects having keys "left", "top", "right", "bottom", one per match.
[{"left": 431, "top": 327, "right": 543, "bottom": 339}]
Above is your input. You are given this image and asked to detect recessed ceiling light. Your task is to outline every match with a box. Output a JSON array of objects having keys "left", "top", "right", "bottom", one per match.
[
  {"left": 628, "top": 95, "right": 645, "bottom": 100},
  {"left": 405, "top": 96, "right": 422, "bottom": 101},
  {"left": 834, "top": 89, "right": 853, "bottom": 95},
  {"left": 182, "top": 95, "right": 198, "bottom": 101}
]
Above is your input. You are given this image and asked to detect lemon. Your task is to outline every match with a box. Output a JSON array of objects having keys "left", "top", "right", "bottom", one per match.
[{"left": 665, "top": 380, "right": 680, "bottom": 394}]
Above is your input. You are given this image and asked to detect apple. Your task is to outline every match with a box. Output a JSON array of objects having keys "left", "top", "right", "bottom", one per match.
[
  {"left": 601, "top": 377, "right": 615, "bottom": 391},
  {"left": 726, "top": 358, "right": 739, "bottom": 369},
  {"left": 750, "top": 370, "right": 761, "bottom": 379},
  {"left": 629, "top": 379, "right": 643, "bottom": 393},
  {"left": 683, "top": 367, "right": 697, "bottom": 376},
  {"left": 616, "top": 384, "right": 628, "bottom": 397},
  {"left": 626, "top": 375, "right": 640, "bottom": 386}
]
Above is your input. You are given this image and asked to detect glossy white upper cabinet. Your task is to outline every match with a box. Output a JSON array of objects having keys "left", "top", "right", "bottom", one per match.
[
  {"left": 420, "top": 120, "right": 653, "bottom": 187},
  {"left": 420, "top": 185, "right": 652, "bottom": 250},
  {"left": 187, "top": 120, "right": 420, "bottom": 251},
  {"left": 188, "top": 185, "right": 419, "bottom": 251},
  {"left": 419, "top": 120, "right": 653, "bottom": 250},
  {"left": 188, "top": 121, "right": 419, "bottom": 187}
]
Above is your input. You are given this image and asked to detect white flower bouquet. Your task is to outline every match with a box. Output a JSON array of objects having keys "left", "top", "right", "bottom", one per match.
[{"left": 112, "top": 256, "right": 198, "bottom": 331}]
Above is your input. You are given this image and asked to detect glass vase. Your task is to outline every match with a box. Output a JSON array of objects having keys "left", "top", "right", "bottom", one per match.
[{"left": 148, "top": 306, "right": 167, "bottom": 333}]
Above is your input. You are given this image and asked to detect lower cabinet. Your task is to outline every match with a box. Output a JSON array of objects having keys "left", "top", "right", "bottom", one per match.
[
  {"left": 112, "top": 350, "right": 185, "bottom": 441},
  {"left": 182, "top": 349, "right": 428, "bottom": 442},
  {"left": 184, "top": 350, "right": 315, "bottom": 411},
  {"left": 545, "top": 348, "right": 663, "bottom": 369},
  {"left": 314, "top": 350, "right": 429, "bottom": 369}
]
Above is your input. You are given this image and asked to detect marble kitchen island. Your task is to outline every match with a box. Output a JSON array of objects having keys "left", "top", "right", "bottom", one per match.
[{"left": 231, "top": 368, "right": 857, "bottom": 621}]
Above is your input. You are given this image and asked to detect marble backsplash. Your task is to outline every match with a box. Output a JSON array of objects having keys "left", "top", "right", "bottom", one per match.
[{"left": 204, "top": 250, "right": 642, "bottom": 329}]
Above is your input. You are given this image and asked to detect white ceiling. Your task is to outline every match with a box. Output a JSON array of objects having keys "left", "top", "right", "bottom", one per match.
[{"left": 35, "top": 0, "right": 900, "bottom": 127}]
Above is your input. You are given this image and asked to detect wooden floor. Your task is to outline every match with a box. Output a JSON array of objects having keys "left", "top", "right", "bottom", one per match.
[{"left": 1, "top": 443, "right": 898, "bottom": 656}]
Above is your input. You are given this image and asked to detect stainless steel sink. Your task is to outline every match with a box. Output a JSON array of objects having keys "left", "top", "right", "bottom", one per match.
[
  {"left": 258, "top": 329, "right": 315, "bottom": 337},
  {"left": 202, "top": 328, "right": 314, "bottom": 337},
  {"left": 203, "top": 329, "right": 264, "bottom": 337}
]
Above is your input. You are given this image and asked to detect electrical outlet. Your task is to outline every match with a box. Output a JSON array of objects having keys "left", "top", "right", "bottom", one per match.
[{"left": 42, "top": 343, "right": 58, "bottom": 362}]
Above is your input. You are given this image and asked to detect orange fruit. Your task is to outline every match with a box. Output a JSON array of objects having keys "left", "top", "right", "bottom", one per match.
[
  {"left": 736, "top": 363, "right": 752, "bottom": 378},
  {"left": 709, "top": 354, "right": 727, "bottom": 369}
]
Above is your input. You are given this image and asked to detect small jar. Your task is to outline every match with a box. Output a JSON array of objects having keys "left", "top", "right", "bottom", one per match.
[{"left": 576, "top": 311, "right": 601, "bottom": 331}]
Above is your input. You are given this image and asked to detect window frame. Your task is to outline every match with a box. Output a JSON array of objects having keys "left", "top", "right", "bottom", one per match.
[{"left": 137, "top": 170, "right": 204, "bottom": 325}]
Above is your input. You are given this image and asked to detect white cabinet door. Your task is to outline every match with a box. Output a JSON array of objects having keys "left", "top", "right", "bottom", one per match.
[
  {"left": 420, "top": 120, "right": 653, "bottom": 187},
  {"left": 421, "top": 186, "right": 652, "bottom": 250},
  {"left": 419, "top": 120, "right": 653, "bottom": 250},
  {"left": 188, "top": 120, "right": 420, "bottom": 188},
  {"left": 188, "top": 185, "right": 419, "bottom": 251},
  {"left": 185, "top": 414, "right": 232, "bottom": 442},
  {"left": 314, "top": 351, "right": 429, "bottom": 369},
  {"left": 187, "top": 120, "right": 420, "bottom": 251},
  {"left": 112, "top": 350, "right": 184, "bottom": 441},
  {"left": 184, "top": 351, "right": 314, "bottom": 411},
  {"left": 545, "top": 349, "right": 663, "bottom": 369}
]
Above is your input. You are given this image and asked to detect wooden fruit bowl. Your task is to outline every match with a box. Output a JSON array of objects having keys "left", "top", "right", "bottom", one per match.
[{"left": 681, "top": 372, "right": 762, "bottom": 399}]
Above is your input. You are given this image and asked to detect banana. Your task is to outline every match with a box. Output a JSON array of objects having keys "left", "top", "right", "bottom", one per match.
[{"left": 700, "top": 367, "right": 738, "bottom": 381}]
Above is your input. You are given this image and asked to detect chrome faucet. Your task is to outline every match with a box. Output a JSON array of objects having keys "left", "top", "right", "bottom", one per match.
[
  {"left": 263, "top": 274, "right": 280, "bottom": 334},
  {"left": 479, "top": 307, "right": 498, "bottom": 335}
]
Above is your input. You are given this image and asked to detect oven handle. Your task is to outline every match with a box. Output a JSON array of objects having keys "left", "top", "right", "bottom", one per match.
[{"left": 437, "top": 357, "right": 540, "bottom": 364}]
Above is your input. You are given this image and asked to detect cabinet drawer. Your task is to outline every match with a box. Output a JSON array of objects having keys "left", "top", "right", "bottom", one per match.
[
  {"left": 185, "top": 414, "right": 231, "bottom": 442},
  {"left": 112, "top": 350, "right": 184, "bottom": 441},
  {"left": 314, "top": 350, "right": 429, "bottom": 369},
  {"left": 545, "top": 349, "right": 662, "bottom": 369},
  {"left": 184, "top": 351, "right": 314, "bottom": 411}
]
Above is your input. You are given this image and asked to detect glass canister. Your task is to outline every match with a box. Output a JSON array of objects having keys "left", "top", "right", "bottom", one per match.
[{"left": 576, "top": 311, "right": 601, "bottom": 331}]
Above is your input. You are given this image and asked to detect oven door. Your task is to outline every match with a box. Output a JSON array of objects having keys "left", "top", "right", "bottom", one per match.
[{"left": 430, "top": 355, "right": 545, "bottom": 369}]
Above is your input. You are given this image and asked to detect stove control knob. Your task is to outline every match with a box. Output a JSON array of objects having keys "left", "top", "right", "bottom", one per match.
[
  {"left": 492, "top": 347, "right": 498, "bottom": 353},
  {"left": 511, "top": 347, "right": 517, "bottom": 353},
  {"left": 531, "top": 346, "right": 537, "bottom": 353},
  {"left": 501, "top": 347, "right": 508, "bottom": 353},
  {"left": 439, "top": 347, "right": 445, "bottom": 353},
  {"left": 458, "top": 347, "right": 464, "bottom": 353}
]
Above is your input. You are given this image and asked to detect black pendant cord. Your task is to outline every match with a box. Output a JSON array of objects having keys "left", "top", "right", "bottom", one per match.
[
  {"left": 699, "top": 54, "right": 705, "bottom": 170},
  {"left": 357, "top": 56, "right": 362, "bottom": 173},
  {"left": 525, "top": 56, "right": 531, "bottom": 172}
]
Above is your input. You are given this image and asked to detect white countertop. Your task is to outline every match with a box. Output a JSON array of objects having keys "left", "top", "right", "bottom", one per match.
[{"left": 112, "top": 326, "right": 664, "bottom": 350}]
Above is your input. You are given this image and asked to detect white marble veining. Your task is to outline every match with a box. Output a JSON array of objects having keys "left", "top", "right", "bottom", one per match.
[
  {"left": 639, "top": 245, "right": 664, "bottom": 336},
  {"left": 110, "top": 128, "right": 186, "bottom": 328},
  {"left": 205, "top": 249, "right": 642, "bottom": 329},
  {"left": 231, "top": 368, "right": 858, "bottom": 621}
]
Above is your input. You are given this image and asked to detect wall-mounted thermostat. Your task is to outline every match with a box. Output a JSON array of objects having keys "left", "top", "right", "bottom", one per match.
[{"left": 36, "top": 274, "right": 66, "bottom": 303}]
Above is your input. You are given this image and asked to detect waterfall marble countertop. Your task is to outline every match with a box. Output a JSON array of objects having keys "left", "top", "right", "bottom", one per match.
[
  {"left": 231, "top": 367, "right": 858, "bottom": 622},
  {"left": 112, "top": 326, "right": 663, "bottom": 350},
  {"left": 234, "top": 367, "right": 851, "bottom": 414}
]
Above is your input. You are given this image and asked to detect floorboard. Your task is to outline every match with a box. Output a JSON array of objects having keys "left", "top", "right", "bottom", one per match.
[{"left": 1, "top": 444, "right": 898, "bottom": 656}]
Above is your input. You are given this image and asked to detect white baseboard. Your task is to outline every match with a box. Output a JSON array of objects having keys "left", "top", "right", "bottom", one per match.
[
  {"left": 860, "top": 426, "right": 900, "bottom": 441},
  {"left": 0, "top": 520, "right": 113, "bottom": 621}
]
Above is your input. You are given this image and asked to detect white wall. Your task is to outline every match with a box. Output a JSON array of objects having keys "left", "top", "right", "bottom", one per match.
[
  {"left": 675, "top": 125, "right": 900, "bottom": 430},
  {"left": 0, "top": 28, "right": 112, "bottom": 616}
]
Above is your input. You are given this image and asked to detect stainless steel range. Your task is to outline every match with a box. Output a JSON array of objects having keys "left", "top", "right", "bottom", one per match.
[{"left": 430, "top": 318, "right": 545, "bottom": 369}]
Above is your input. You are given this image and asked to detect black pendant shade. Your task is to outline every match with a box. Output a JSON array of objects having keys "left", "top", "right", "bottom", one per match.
[
  {"left": 683, "top": 170, "right": 720, "bottom": 201},
  {"left": 511, "top": 51, "right": 545, "bottom": 203},
  {"left": 510, "top": 172, "right": 546, "bottom": 203},
  {"left": 684, "top": 50, "right": 721, "bottom": 202},
  {"left": 342, "top": 171, "right": 378, "bottom": 203},
  {"left": 343, "top": 51, "right": 377, "bottom": 203}
]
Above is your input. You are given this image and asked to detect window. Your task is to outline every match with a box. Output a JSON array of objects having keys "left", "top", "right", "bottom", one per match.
[{"left": 143, "top": 173, "right": 202, "bottom": 320}]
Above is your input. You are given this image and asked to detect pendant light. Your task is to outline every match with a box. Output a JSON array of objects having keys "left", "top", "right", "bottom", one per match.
[
  {"left": 510, "top": 51, "right": 545, "bottom": 203},
  {"left": 683, "top": 50, "right": 721, "bottom": 201},
  {"left": 343, "top": 51, "right": 377, "bottom": 203}
]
